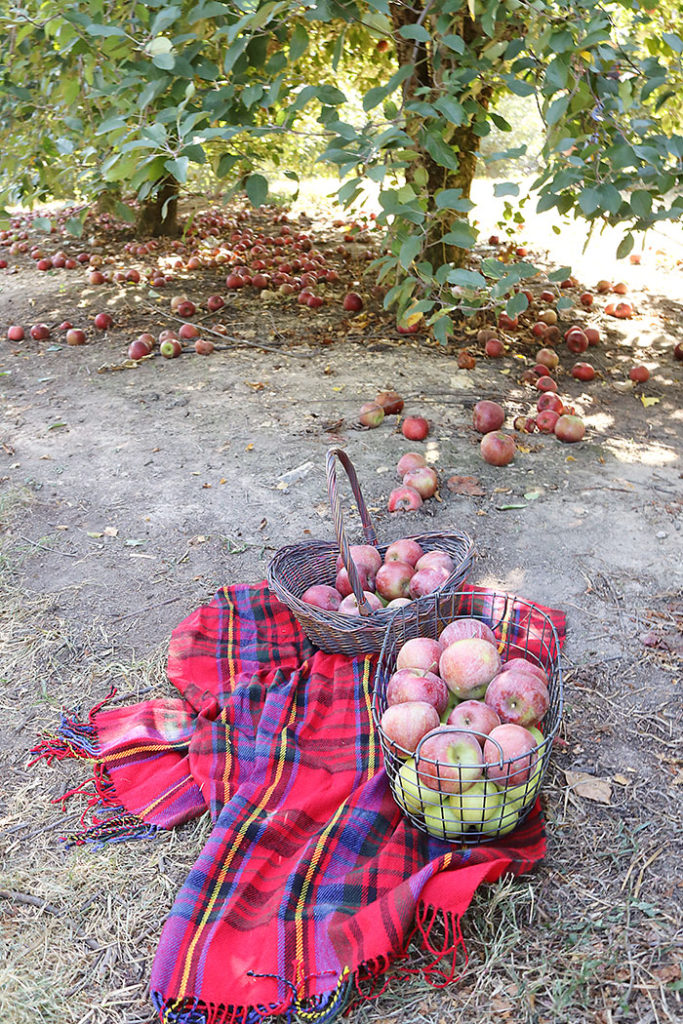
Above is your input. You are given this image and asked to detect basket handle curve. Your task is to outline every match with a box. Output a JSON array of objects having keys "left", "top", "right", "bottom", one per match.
[{"left": 326, "top": 447, "right": 379, "bottom": 618}]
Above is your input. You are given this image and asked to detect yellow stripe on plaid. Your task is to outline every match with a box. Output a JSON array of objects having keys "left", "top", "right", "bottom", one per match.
[
  {"left": 361, "top": 656, "right": 378, "bottom": 780},
  {"left": 177, "top": 679, "right": 299, "bottom": 998}
]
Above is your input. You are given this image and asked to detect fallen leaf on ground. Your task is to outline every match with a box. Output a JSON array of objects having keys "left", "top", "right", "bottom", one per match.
[
  {"left": 641, "top": 395, "right": 660, "bottom": 407},
  {"left": 104, "top": 526, "right": 118, "bottom": 537},
  {"left": 565, "top": 770, "right": 612, "bottom": 804},
  {"left": 447, "top": 475, "right": 485, "bottom": 496}
]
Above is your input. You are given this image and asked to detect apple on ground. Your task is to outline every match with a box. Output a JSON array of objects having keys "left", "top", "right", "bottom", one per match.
[
  {"left": 439, "top": 618, "right": 497, "bottom": 647},
  {"left": 375, "top": 561, "right": 415, "bottom": 601},
  {"left": 300, "top": 584, "right": 342, "bottom": 611},
  {"left": 409, "top": 566, "right": 450, "bottom": 598},
  {"left": 386, "top": 669, "right": 450, "bottom": 717},
  {"left": 375, "top": 390, "right": 403, "bottom": 415},
  {"left": 359, "top": 401, "right": 385, "bottom": 428},
  {"left": 380, "top": 701, "right": 440, "bottom": 758},
  {"left": 401, "top": 416, "right": 430, "bottom": 441},
  {"left": 396, "top": 452, "right": 427, "bottom": 476},
  {"left": 394, "top": 757, "right": 446, "bottom": 816},
  {"left": 396, "top": 637, "right": 443, "bottom": 674},
  {"left": 484, "top": 670, "right": 550, "bottom": 728},
  {"left": 416, "top": 728, "right": 484, "bottom": 794},
  {"left": 388, "top": 486, "right": 423, "bottom": 512},
  {"left": 384, "top": 538, "right": 424, "bottom": 566},
  {"left": 439, "top": 638, "right": 502, "bottom": 699},
  {"left": 481, "top": 431, "right": 515, "bottom": 466},
  {"left": 483, "top": 724, "right": 539, "bottom": 787},
  {"left": 447, "top": 699, "right": 501, "bottom": 744},
  {"left": 472, "top": 400, "right": 505, "bottom": 433},
  {"left": 402, "top": 466, "right": 438, "bottom": 499},
  {"left": 554, "top": 414, "right": 585, "bottom": 442}
]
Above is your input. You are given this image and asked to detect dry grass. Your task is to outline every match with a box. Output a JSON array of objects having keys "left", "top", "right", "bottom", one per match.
[{"left": 1, "top": 486, "right": 681, "bottom": 1024}]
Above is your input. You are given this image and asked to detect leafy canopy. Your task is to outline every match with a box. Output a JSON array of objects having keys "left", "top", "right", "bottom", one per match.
[{"left": 2, "top": 0, "right": 683, "bottom": 335}]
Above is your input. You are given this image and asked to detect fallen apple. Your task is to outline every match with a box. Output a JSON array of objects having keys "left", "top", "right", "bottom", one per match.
[
  {"left": 359, "top": 401, "right": 385, "bottom": 428},
  {"left": 472, "top": 400, "right": 505, "bottom": 434},
  {"left": 195, "top": 338, "right": 214, "bottom": 355},
  {"left": 401, "top": 416, "right": 430, "bottom": 441},
  {"left": 536, "top": 393, "right": 564, "bottom": 414},
  {"left": 396, "top": 452, "right": 427, "bottom": 477},
  {"left": 485, "top": 337, "right": 504, "bottom": 358},
  {"left": 572, "top": 362, "right": 596, "bottom": 381},
  {"left": 375, "top": 390, "right": 404, "bottom": 415},
  {"left": 160, "top": 338, "right": 182, "bottom": 359},
  {"left": 536, "top": 348, "right": 559, "bottom": 370},
  {"left": 536, "top": 409, "right": 560, "bottom": 433},
  {"left": 342, "top": 291, "right": 363, "bottom": 312},
  {"left": 402, "top": 466, "right": 438, "bottom": 499},
  {"left": 629, "top": 365, "right": 650, "bottom": 383},
  {"left": 388, "top": 486, "right": 423, "bottom": 512},
  {"left": 554, "top": 414, "right": 585, "bottom": 442},
  {"left": 66, "top": 328, "right": 86, "bottom": 346},
  {"left": 480, "top": 431, "right": 515, "bottom": 466}
]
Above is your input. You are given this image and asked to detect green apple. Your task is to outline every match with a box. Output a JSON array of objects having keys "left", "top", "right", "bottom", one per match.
[
  {"left": 394, "top": 757, "right": 445, "bottom": 815},
  {"left": 422, "top": 799, "right": 467, "bottom": 840},
  {"left": 449, "top": 779, "right": 503, "bottom": 829},
  {"left": 504, "top": 757, "right": 544, "bottom": 806},
  {"left": 440, "top": 691, "right": 460, "bottom": 723},
  {"left": 528, "top": 725, "right": 549, "bottom": 758},
  {"left": 487, "top": 792, "right": 526, "bottom": 836}
]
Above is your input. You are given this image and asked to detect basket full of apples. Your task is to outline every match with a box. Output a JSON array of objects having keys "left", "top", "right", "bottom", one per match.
[
  {"left": 371, "top": 589, "right": 563, "bottom": 843},
  {"left": 266, "top": 447, "right": 474, "bottom": 655}
]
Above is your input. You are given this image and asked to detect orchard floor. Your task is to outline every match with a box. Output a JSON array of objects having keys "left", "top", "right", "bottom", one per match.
[{"left": 0, "top": 195, "right": 681, "bottom": 1024}]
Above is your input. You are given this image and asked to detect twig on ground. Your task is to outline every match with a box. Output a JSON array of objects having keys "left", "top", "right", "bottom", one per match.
[
  {"left": 0, "top": 889, "right": 102, "bottom": 951},
  {"left": 16, "top": 534, "right": 78, "bottom": 557},
  {"left": 110, "top": 595, "right": 186, "bottom": 624}
]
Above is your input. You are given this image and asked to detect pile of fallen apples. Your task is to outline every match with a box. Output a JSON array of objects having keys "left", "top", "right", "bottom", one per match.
[
  {"left": 378, "top": 620, "right": 552, "bottom": 839},
  {"left": 301, "top": 539, "right": 457, "bottom": 614}
]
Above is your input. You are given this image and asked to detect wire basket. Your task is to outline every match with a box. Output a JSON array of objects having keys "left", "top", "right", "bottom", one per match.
[
  {"left": 267, "top": 447, "right": 474, "bottom": 656},
  {"left": 371, "top": 589, "right": 564, "bottom": 843}
]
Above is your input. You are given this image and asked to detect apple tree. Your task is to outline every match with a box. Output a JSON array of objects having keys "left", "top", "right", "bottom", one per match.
[{"left": 2, "top": 1, "right": 683, "bottom": 338}]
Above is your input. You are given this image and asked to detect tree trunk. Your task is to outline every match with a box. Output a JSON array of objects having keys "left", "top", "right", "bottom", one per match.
[
  {"left": 422, "top": 122, "right": 483, "bottom": 270},
  {"left": 136, "top": 178, "right": 181, "bottom": 237}
]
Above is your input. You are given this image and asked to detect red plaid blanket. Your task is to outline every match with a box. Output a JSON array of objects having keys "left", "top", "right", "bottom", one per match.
[{"left": 32, "top": 583, "right": 565, "bottom": 1023}]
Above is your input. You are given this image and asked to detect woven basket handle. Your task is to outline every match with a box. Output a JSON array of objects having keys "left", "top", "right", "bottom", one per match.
[{"left": 326, "top": 447, "right": 379, "bottom": 617}]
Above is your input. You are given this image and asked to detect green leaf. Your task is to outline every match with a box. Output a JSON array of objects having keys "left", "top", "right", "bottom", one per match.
[
  {"left": 317, "top": 84, "right": 346, "bottom": 106},
  {"left": 630, "top": 190, "right": 652, "bottom": 219},
  {"left": 114, "top": 203, "right": 137, "bottom": 224},
  {"left": 33, "top": 217, "right": 52, "bottom": 232},
  {"left": 506, "top": 76, "right": 535, "bottom": 98},
  {"left": 447, "top": 268, "right": 486, "bottom": 289},
  {"left": 546, "top": 95, "right": 569, "bottom": 126},
  {"left": 494, "top": 183, "right": 520, "bottom": 198},
  {"left": 85, "top": 24, "right": 127, "bottom": 37},
  {"left": 164, "top": 156, "right": 189, "bottom": 184},
  {"left": 423, "top": 133, "right": 459, "bottom": 171},
  {"left": 435, "top": 189, "right": 473, "bottom": 212},
  {"left": 442, "top": 34, "right": 465, "bottom": 54},
  {"left": 399, "top": 236, "right": 422, "bottom": 269},
  {"left": 442, "top": 221, "right": 477, "bottom": 249},
  {"left": 96, "top": 115, "right": 128, "bottom": 136},
  {"left": 152, "top": 53, "right": 176, "bottom": 70},
  {"left": 363, "top": 65, "right": 413, "bottom": 111},
  {"left": 616, "top": 233, "right": 634, "bottom": 259},
  {"left": 289, "top": 23, "right": 308, "bottom": 62},
  {"left": 398, "top": 24, "right": 430, "bottom": 43},
  {"left": 434, "top": 95, "right": 464, "bottom": 126},
  {"left": 556, "top": 295, "right": 574, "bottom": 311},
  {"left": 152, "top": 7, "right": 181, "bottom": 34},
  {"left": 480, "top": 258, "right": 508, "bottom": 279},
  {"left": 662, "top": 32, "right": 683, "bottom": 54},
  {"left": 217, "top": 153, "right": 239, "bottom": 177},
  {"left": 578, "top": 187, "right": 600, "bottom": 216},
  {"left": 65, "top": 217, "right": 85, "bottom": 237},
  {"left": 506, "top": 291, "right": 529, "bottom": 316},
  {"left": 548, "top": 266, "right": 572, "bottom": 282},
  {"left": 245, "top": 173, "right": 268, "bottom": 207}
]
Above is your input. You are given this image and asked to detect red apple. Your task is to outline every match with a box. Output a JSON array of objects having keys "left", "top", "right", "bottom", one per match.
[
  {"left": 335, "top": 565, "right": 371, "bottom": 598},
  {"left": 579, "top": 292, "right": 593, "bottom": 307},
  {"left": 177, "top": 300, "right": 196, "bottom": 318},
  {"left": 585, "top": 327, "right": 600, "bottom": 346},
  {"left": 375, "top": 561, "right": 415, "bottom": 601},
  {"left": 614, "top": 302, "right": 632, "bottom": 319},
  {"left": 402, "top": 466, "right": 438, "bottom": 499},
  {"left": 380, "top": 702, "right": 440, "bottom": 758},
  {"left": 160, "top": 338, "right": 182, "bottom": 358},
  {"left": 535, "top": 409, "right": 559, "bottom": 433},
  {"left": 137, "top": 332, "right": 156, "bottom": 351},
  {"left": 396, "top": 452, "right": 426, "bottom": 477},
  {"left": 498, "top": 312, "right": 519, "bottom": 330},
  {"left": 388, "top": 486, "right": 423, "bottom": 512},
  {"left": 207, "top": 294, "right": 225, "bottom": 312},
  {"left": 536, "top": 393, "right": 564, "bottom": 414},
  {"left": 375, "top": 390, "right": 404, "bottom": 415},
  {"left": 500, "top": 658, "right": 548, "bottom": 684},
  {"left": 401, "top": 416, "right": 430, "bottom": 441},
  {"left": 439, "top": 638, "right": 502, "bottom": 699},
  {"left": 483, "top": 724, "right": 539, "bottom": 787},
  {"left": 415, "top": 550, "right": 453, "bottom": 575},
  {"left": 554, "top": 414, "right": 585, "bottom": 442},
  {"left": 480, "top": 431, "right": 515, "bottom": 466},
  {"left": 396, "top": 637, "right": 443, "bottom": 674},
  {"left": 485, "top": 337, "right": 505, "bottom": 358},
  {"left": 416, "top": 728, "right": 484, "bottom": 793},
  {"left": 93, "top": 312, "right": 113, "bottom": 330},
  {"left": 596, "top": 279, "right": 612, "bottom": 293},
  {"left": 66, "top": 328, "right": 86, "bottom": 346},
  {"left": 385, "top": 538, "right": 424, "bottom": 566},
  {"left": 485, "top": 671, "right": 550, "bottom": 728},
  {"left": 335, "top": 545, "right": 382, "bottom": 578},
  {"left": 472, "top": 400, "right": 505, "bottom": 434},
  {"left": 342, "top": 291, "right": 363, "bottom": 312},
  {"left": 536, "top": 376, "right": 558, "bottom": 393},
  {"left": 629, "top": 365, "right": 650, "bottom": 382},
  {"left": 301, "top": 584, "right": 342, "bottom": 611},
  {"left": 409, "top": 567, "right": 450, "bottom": 597},
  {"left": 674, "top": 342, "right": 683, "bottom": 361},
  {"left": 387, "top": 670, "right": 449, "bottom": 717},
  {"left": 539, "top": 289, "right": 555, "bottom": 303},
  {"left": 338, "top": 591, "right": 383, "bottom": 615},
  {"left": 128, "top": 339, "right": 151, "bottom": 360},
  {"left": 439, "top": 618, "right": 497, "bottom": 647},
  {"left": 7, "top": 325, "right": 24, "bottom": 341},
  {"left": 613, "top": 281, "right": 628, "bottom": 295},
  {"left": 447, "top": 700, "right": 501, "bottom": 745},
  {"left": 566, "top": 329, "right": 588, "bottom": 354},
  {"left": 568, "top": 361, "right": 593, "bottom": 382},
  {"left": 30, "top": 323, "right": 50, "bottom": 340},
  {"left": 195, "top": 338, "right": 214, "bottom": 355}
]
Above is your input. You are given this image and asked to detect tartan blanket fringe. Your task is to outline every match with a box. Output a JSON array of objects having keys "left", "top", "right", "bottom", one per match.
[
  {"left": 28, "top": 687, "right": 157, "bottom": 849},
  {"left": 151, "top": 902, "right": 467, "bottom": 1024}
]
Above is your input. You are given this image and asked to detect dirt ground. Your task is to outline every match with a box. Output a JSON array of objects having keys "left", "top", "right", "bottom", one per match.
[{"left": 0, "top": 197, "right": 681, "bottom": 1024}]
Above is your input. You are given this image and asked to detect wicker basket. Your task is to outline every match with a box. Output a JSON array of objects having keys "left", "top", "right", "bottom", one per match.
[
  {"left": 371, "top": 589, "right": 564, "bottom": 844},
  {"left": 267, "top": 447, "right": 474, "bottom": 656}
]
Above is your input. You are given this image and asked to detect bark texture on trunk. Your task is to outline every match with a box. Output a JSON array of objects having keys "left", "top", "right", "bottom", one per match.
[{"left": 136, "top": 179, "right": 181, "bottom": 237}]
